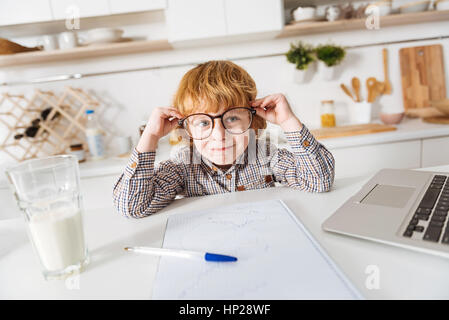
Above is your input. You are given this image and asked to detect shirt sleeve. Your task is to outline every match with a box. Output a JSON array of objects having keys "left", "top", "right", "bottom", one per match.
[
  {"left": 269, "top": 124, "right": 335, "bottom": 192},
  {"left": 112, "top": 147, "right": 185, "bottom": 218}
]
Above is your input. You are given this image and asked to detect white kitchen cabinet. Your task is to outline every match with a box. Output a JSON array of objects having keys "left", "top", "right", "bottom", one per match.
[
  {"left": 329, "top": 140, "right": 421, "bottom": 179},
  {"left": 166, "top": 0, "right": 227, "bottom": 42},
  {"left": 224, "top": 0, "right": 283, "bottom": 35},
  {"left": 50, "top": 0, "right": 110, "bottom": 20},
  {"left": 0, "top": 0, "right": 53, "bottom": 26},
  {"left": 108, "top": 0, "right": 166, "bottom": 14},
  {"left": 421, "top": 136, "right": 449, "bottom": 168},
  {"left": 166, "top": 0, "right": 284, "bottom": 43}
]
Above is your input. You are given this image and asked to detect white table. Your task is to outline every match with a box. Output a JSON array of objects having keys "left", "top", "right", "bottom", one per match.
[{"left": 1, "top": 165, "right": 449, "bottom": 299}]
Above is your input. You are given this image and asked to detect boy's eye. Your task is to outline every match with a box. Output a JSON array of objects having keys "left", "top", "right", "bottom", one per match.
[
  {"left": 224, "top": 116, "right": 240, "bottom": 123},
  {"left": 194, "top": 120, "right": 211, "bottom": 128}
]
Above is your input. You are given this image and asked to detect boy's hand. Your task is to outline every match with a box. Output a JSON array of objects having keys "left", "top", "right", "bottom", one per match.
[
  {"left": 250, "top": 93, "right": 303, "bottom": 132},
  {"left": 145, "top": 107, "right": 183, "bottom": 139},
  {"left": 137, "top": 107, "right": 183, "bottom": 152}
]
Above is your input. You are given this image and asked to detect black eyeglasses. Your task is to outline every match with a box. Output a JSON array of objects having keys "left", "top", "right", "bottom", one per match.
[{"left": 178, "top": 107, "right": 256, "bottom": 140}]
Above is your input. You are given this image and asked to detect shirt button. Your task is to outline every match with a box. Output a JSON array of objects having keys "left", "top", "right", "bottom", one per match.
[
  {"left": 237, "top": 186, "right": 246, "bottom": 191},
  {"left": 302, "top": 140, "right": 310, "bottom": 147},
  {"left": 212, "top": 167, "right": 218, "bottom": 172},
  {"left": 226, "top": 174, "right": 232, "bottom": 180},
  {"left": 130, "top": 162, "right": 137, "bottom": 168}
]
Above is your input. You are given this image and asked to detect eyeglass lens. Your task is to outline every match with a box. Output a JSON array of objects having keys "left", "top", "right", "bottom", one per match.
[{"left": 184, "top": 108, "right": 252, "bottom": 140}]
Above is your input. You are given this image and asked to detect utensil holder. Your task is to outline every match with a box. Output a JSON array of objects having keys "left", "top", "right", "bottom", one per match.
[{"left": 348, "top": 101, "right": 372, "bottom": 124}]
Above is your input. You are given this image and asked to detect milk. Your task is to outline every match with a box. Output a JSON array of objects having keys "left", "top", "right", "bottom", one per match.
[{"left": 28, "top": 207, "right": 87, "bottom": 272}]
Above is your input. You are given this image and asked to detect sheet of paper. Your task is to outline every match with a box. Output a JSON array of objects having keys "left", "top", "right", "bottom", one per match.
[{"left": 152, "top": 199, "right": 362, "bottom": 299}]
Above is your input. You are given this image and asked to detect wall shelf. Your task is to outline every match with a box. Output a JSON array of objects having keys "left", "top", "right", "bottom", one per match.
[
  {"left": 277, "top": 9, "right": 449, "bottom": 38},
  {"left": 0, "top": 9, "right": 448, "bottom": 69},
  {"left": 0, "top": 39, "right": 172, "bottom": 67},
  {"left": 0, "top": 8, "right": 166, "bottom": 38}
]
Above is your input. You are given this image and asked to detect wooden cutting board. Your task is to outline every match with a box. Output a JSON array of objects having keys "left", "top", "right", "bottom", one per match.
[
  {"left": 399, "top": 44, "right": 446, "bottom": 110},
  {"left": 311, "top": 123, "right": 397, "bottom": 139},
  {"left": 422, "top": 116, "right": 449, "bottom": 125}
]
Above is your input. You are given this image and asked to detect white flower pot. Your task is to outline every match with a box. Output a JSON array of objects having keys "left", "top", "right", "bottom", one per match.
[
  {"left": 293, "top": 68, "right": 307, "bottom": 83},
  {"left": 293, "top": 62, "right": 316, "bottom": 83},
  {"left": 318, "top": 62, "right": 336, "bottom": 81}
]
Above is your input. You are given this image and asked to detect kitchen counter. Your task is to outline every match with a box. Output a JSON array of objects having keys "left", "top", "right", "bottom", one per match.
[
  {"left": 79, "top": 118, "right": 449, "bottom": 178},
  {"left": 0, "top": 118, "right": 448, "bottom": 184},
  {"left": 315, "top": 118, "right": 449, "bottom": 150},
  {"left": 1, "top": 164, "right": 449, "bottom": 299}
]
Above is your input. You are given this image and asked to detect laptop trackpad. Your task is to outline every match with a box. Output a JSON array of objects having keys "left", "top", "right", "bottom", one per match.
[{"left": 360, "top": 184, "right": 416, "bottom": 208}]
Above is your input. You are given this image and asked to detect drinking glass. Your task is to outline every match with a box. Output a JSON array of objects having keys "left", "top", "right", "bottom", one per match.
[{"left": 5, "top": 155, "right": 89, "bottom": 280}]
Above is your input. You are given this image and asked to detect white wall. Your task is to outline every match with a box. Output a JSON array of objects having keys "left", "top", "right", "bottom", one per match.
[{"left": 0, "top": 17, "right": 448, "bottom": 165}]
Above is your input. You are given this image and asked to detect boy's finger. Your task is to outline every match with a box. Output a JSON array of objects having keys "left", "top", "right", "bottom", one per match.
[
  {"left": 167, "top": 107, "right": 183, "bottom": 116},
  {"left": 251, "top": 96, "right": 268, "bottom": 106},
  {"left": 254, "top": 107, "right": 267, "bottom": 119},
  {"left": 160, "top": 106, "right": 180, "bottom": 113},
  {"left": 161, "top": 109, "right": 183, "bottom": 119},
  {"left": 260, "top": 97, "right": 275, "bottom": 109}
]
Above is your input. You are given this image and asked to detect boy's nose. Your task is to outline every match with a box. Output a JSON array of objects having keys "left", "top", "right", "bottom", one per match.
[{"left": 210, "top": 118, "right": 227, "bottom": 141}]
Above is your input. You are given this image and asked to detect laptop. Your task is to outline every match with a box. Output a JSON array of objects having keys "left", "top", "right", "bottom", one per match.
[{"left": 322, "top": 168, "right": 449, "bottom": 258}]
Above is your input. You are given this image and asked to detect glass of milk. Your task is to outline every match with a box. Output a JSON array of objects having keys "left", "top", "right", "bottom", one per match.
[{"left": 5, "top": 155, "right": 89, "bottom": 280}]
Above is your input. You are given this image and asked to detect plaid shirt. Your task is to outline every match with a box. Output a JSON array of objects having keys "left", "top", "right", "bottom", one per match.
[{"left": 113, "top": 124, "right": 335, "bottom": 218}]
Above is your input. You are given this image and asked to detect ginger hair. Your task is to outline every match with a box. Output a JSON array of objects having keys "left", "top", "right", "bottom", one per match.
[{"left": 172, "top": 60, "right": 266, "bottom": 132}]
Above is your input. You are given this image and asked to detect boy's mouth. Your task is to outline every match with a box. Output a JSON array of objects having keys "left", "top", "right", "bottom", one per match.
[{"left": 210, "top": 145, "right": 234, "bottom": 152}]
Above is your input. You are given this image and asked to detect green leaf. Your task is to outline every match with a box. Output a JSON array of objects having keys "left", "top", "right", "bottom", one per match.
[
  {"left": 315, "top": 44, "right": 346, "bottom": 67},
  {"left": 285, "top": 41, "right": 315, "bottom": 70}
]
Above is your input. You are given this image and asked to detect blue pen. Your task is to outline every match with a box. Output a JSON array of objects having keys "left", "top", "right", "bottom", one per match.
[{"left": 124, "top": 246, "right": 237, "bottom": 262}]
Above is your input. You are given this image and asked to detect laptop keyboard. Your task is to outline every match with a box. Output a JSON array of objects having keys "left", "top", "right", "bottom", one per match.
[{"left": 403, "top": 175, "right": 449, "bottom": 244}]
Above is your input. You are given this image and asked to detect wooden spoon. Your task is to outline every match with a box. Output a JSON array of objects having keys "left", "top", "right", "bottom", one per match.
[
  {"left": 382, "top": 48, "right": 392, "bottom": 94},
  {"left": 340, "top": 83, "right": 355, "bottom": 102},
  {"left": 372, "top": 81, "right": 385, "bottom": 102},
  {"left": 351, "top": 77, "right": 361, "bottom": 102},
  {"left": 366, "top": 77, "right": 377, "bottom": 102}
]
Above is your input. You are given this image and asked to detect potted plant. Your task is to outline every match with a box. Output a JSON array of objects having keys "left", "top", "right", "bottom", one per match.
[
  {"left": 285, "top": 42, "right": 315, "bottom": 83},
  {"left": 315, "top": 44, "right": 346, "bottom": 80}
]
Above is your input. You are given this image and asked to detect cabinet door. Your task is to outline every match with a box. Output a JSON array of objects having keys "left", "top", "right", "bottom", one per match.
[
  {"left": 109, "top": 0, "right": 166, "bottom": 14},
  {"left": 329, "top": 140, "right": 421, "bottom": 179},
  {"left": 166, "top": 0, "right": 227, "bottom": 42},
  {"left": 0, "top": 0, "right": 53, "bottom": 26},
  {"left": 50, "top": 0, "right": 110, "bottom": 20},
  {"left": 225, "top": 0, "right": 284, "bottom": 35},
  {"left": 422, "top": 136, "right": 449, "bottom": 167}
]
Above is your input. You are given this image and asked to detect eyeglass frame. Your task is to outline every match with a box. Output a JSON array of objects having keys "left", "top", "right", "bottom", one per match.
[{"left": 177, "top": 107, "right": 257, "bottom": 140}]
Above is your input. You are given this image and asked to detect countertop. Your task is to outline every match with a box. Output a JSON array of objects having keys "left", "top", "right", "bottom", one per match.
[
  {"left": 1, "top": 118, "right": 448, "bottom": 185},
  {"left": 1, "top": 164, "right": 449, "bottom": 299},
  {"left": 316, "top": 118, "right": 449, "bottom": 150},
  {"left": 78, "top": 118, "right": 449, "bottom": 178}
]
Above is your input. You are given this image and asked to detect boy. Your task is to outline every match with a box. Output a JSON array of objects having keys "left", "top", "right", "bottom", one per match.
[{"left": 113, "top": 60, "right": 335, "bottom": 218}]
